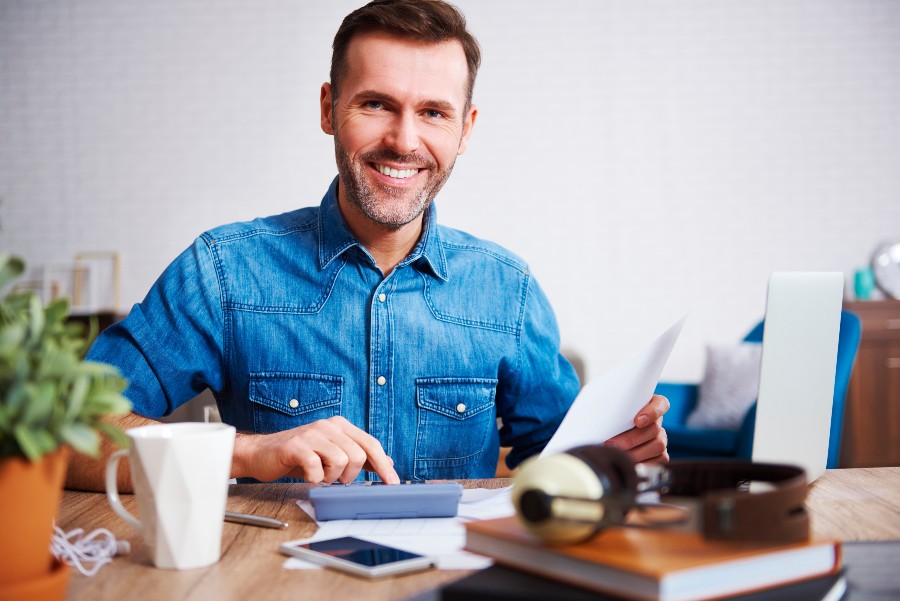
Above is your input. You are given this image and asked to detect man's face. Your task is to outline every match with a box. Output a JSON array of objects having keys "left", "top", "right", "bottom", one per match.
[{"left": 321, "top": 32, "right": 477, "bottom": 230}]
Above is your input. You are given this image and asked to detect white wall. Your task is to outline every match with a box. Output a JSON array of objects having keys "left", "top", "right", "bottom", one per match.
[{"left": 2, "top": 0, "right": 899, "bottom": 382}]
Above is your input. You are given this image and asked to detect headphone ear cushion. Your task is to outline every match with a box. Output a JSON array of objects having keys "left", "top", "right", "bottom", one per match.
[{"left": 566, "top": 444, "right": 638, "bottom": 499}]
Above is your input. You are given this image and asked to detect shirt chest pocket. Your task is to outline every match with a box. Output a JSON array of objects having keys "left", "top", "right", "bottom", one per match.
[
  {"left": 249, "top": 372, "right": 342, "bottom": 433},
  {"left": 413, "top": 377, "right": 497, "bottom": 480}
]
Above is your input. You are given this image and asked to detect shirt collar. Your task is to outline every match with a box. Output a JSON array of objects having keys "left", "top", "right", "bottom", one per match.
[{"left": 317, "top": 176, "right": 449, "bottom": 281}]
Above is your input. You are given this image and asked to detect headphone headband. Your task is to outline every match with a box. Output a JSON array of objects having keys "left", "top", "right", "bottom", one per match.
[{"left": 662, "top": 461, "right": 809, "bottom": 543}]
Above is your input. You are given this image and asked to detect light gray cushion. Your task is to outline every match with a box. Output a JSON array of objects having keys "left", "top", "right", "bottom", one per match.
[{"left": 686, "top": 343, "right": 763, "bottom": 431}]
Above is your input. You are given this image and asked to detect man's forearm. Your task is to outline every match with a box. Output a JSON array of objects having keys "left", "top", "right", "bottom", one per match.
[{"left": 65, "top": 412, "right": 162, "bottom": 492}]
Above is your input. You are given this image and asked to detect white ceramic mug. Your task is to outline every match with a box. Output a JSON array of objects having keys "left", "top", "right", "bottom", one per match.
[{"left": 106, "top": 422, "right": 236, "bottom": 569}]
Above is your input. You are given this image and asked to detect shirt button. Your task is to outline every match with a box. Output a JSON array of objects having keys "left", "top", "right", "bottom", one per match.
[
  {"left": 456, "top": 403, "right": 466, "bottom": 413},
  {"left": 289, "top": 399, "right": 299, "bottom": 409},
  {"left": 377, "top": 376, "right": 387, "bottom": 386},
  {"left": 378, "top": 293, "right": 386, "bottom": 303}
]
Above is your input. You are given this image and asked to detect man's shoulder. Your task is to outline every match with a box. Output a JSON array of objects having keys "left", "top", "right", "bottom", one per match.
[
  {"left": 435, "top": 225, "right": 529, "bottom": 274},
  {"left": 201, "top": 206, "right": 319, "bottom": 245}
]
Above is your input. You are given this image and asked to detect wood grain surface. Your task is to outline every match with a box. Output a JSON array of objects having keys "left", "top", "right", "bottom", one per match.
[{"left": 56, "top": 470, "right": 900, "bottom": 601}]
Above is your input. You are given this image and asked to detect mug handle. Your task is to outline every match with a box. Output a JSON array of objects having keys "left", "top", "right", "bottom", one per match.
[{"left": 106, "top": 448, "right": 142, "bottom": 533}]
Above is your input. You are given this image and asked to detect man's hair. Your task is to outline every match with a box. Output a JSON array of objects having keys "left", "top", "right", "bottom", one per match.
[{"left": 330, "top": 0, "right": 482, "bottom": 108}]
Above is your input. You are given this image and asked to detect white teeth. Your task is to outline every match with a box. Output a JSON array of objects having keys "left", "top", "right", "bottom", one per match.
[{"left": 376, "top": 164, "right": 419, "bottom": 179}]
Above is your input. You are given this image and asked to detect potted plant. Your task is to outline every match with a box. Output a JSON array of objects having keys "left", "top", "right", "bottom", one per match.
[{"left": 0, "top": 253, "right": 131, "bottom": 601}]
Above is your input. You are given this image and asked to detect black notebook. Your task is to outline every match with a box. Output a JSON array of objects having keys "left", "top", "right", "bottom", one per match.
[{"left": 440, "top": 564, "right": 847, "bottom": 601}]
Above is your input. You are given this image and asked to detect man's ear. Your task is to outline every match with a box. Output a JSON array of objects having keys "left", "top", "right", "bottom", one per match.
[
  {"left": 457, "top": 104, "right": 478, "bottom": 155},
  {"left": 320, "top": 83, "right": 335, "bottom": 135}
]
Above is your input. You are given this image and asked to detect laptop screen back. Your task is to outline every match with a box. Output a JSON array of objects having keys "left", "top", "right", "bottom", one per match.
[{"left": 751, "top": 272, "right": 844, "bottom": 482}]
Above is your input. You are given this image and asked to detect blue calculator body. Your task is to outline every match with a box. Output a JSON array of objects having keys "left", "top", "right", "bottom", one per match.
[{"left": 309, "top": 481, "right": 463, "bottom": 520}]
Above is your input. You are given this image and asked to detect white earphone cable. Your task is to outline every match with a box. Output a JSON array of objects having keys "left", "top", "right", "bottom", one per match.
[{"left": 51, "top": 523, "right": 130, "bottom": 577}]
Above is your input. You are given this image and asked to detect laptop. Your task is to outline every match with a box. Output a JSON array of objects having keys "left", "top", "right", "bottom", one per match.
[{"left": 750, "top": 272, "right": 844, "bottom": 482}]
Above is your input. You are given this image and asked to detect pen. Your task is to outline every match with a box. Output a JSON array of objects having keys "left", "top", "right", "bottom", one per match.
[{"left": 224, "top": 511, "right": 289, "bottom": 529}]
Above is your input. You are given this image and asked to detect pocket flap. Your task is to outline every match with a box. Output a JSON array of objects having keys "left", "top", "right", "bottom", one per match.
[
  {"left": 416, "top": 377, "right": 497, "bottom": 421},
  {"left": 249, "top": 372, "right": 342, "bottom": 417}
]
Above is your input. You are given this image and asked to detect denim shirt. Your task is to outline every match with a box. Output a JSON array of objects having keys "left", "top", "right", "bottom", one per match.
[{"left": 87, "top": 178, "right": 579, "bottom": 480}]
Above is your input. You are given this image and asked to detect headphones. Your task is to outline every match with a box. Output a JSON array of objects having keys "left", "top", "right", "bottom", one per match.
[{"left": 511, "top": 445, "right": 810, "bottom": 545}]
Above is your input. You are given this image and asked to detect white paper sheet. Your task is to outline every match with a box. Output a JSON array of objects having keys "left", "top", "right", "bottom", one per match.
[
  {"left": 541, "top": 314, "right": 688, "bottom": 457},
  {"left": 282, "top": 516, "right": 491, "bottom": 570},
  {"left": 456, "top": 486, "right": 513, "bottom": 521}
]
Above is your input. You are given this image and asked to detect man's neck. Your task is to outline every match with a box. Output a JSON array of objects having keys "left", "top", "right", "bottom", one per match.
[{"left": 337, "top": 194, "right": 424, "bottom": 277}]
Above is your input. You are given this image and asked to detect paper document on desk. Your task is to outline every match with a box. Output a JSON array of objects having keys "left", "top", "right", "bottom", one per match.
[
  {"left": 283, "top": 515, "right": 491, "bottom": 570},
  {"left": 286, "top": 487, "right": 513, "bottom": 570},
  {"left": 541, "top": 314, "right": 687, "bottom": 457}
]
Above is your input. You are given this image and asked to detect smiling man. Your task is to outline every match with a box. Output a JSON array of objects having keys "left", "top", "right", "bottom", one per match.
[
  {"left": 68, "top": 0, "right": 668, "bottom": 491},
  {"left": 322, "top": 28, "right": 476, "bottom": 275}
]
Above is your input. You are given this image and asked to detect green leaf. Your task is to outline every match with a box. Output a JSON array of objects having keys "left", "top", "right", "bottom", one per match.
[
  {"left": 4, "top": 384, "right": 28, "bottom": 417},
  {"left": 26, "top": 293, "right": 45, "bottom": 342},
  {"left": 38, "top": 347, "right": 73, "bottom": 379},
  {"left": 60, "top": 422, "right": 100, "bottom": 457},
  {"left": 83, "top": 390, "right": 132, "bottom": 416},
  {"left": 0, "top": 321, "right": 26, "bottom": 349},
  {"left": 13, "top": 424, "right": 48, "bottom": 461},
  {"left": 21, "top": 382, "right": 55, "bottom": 426},
  {"left": 44, "top": 298, "right": 69, "bottom": 326},
  {"left": 97, "top": 421, "right": 130, "bottom": 450},
  {"left": 79, "top": 361, "right": 123, "bottom": 379},
  {"left": 65, "top": 374, "right": 89, "bottom": 420},
  {"left": 34, "top": 428, "right": 59, "bottom": 455},
  {"left": 0, "top": 254, "right": 25, "bottom": 289}
]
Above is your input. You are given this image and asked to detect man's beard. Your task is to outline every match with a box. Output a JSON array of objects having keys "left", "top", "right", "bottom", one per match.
[{"left": 334, "top": 139, "right": 455, "bottom": 230}]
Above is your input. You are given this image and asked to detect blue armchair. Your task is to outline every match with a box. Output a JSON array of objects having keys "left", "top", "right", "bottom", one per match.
[{"left": 655, "top": 310, "right": 861, "bottom": 468}]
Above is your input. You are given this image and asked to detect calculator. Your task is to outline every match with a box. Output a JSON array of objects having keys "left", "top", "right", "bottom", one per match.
[{"left": 308, "top": 481, "right": 463, "bottom": 520}]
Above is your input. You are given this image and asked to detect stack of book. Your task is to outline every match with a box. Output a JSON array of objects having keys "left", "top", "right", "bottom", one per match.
[{"left": 450, "top": 516, "right": 844, "bottom": 601}]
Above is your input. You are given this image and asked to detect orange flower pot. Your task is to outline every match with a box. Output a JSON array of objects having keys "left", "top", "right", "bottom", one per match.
[{"left": 0, "top": 446, "right": 71, "bottom": 600}]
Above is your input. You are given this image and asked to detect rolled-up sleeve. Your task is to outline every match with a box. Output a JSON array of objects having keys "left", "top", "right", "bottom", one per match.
[{"left": 86, "top": 235, "right": 225, "bottom": 418}]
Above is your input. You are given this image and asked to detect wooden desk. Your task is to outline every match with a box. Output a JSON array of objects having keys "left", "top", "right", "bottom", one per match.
[{"left": 58, "top": 469, "right": 900, "bottom": 601}]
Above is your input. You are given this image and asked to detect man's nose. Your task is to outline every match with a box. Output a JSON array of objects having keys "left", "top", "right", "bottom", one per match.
[{"left": 384, "top": 112, "right": 420, "bottom": 156}]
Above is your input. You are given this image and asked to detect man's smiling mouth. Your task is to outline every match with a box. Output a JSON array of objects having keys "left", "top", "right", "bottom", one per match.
[{"left": 374, "top": 164, "right": 420, "bottom": 179}]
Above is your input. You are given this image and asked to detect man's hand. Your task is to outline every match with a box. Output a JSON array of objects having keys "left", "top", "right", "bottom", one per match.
[
  {"left": 604, "top": 394, "right": 670, "bottom": 463},
  {"left": 232, "top": 416, "right": 400, "bottom": 484}
]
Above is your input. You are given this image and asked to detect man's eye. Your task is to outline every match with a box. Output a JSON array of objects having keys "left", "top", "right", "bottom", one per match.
[
  {"left": 364, "top": 101, "right": 383, "bottom": 110},
  {"left": 424, "top": 109, "right": 445, "bottom": 119}
]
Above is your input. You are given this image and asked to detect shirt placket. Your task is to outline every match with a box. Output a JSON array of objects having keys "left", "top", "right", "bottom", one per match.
[{"left": 367, "top": 274, "right": 396, "bottom": 478}]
